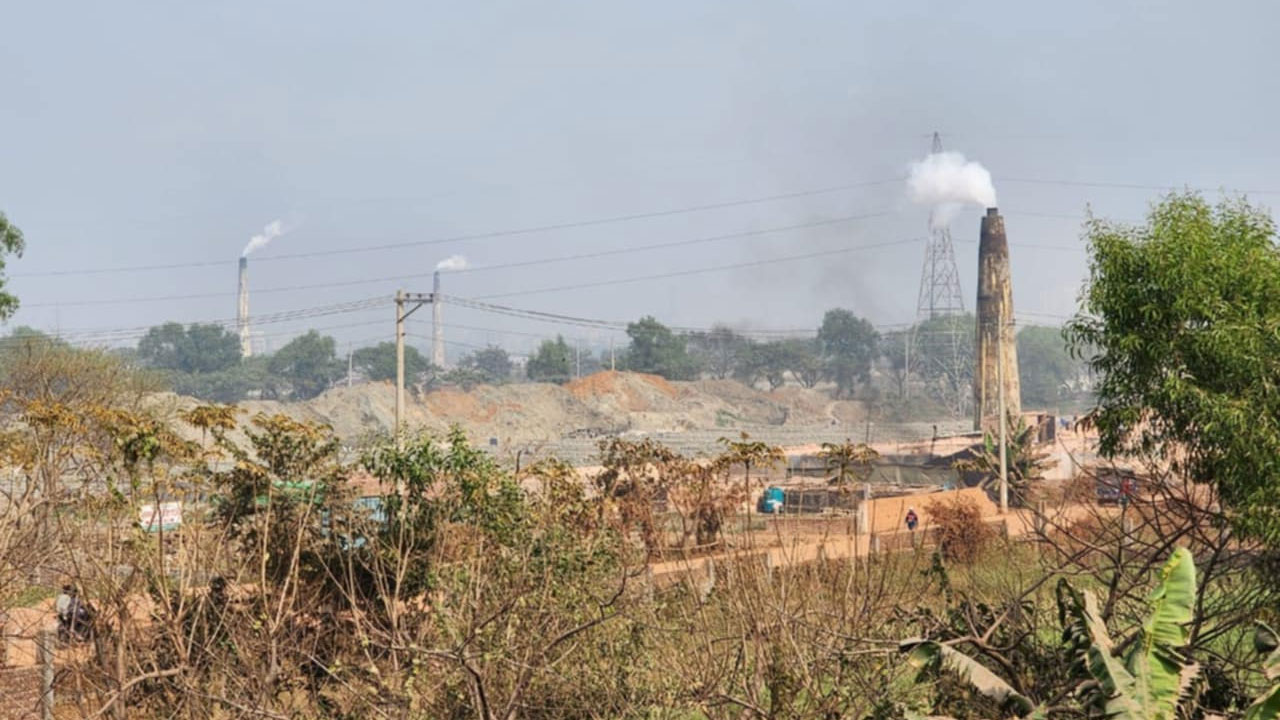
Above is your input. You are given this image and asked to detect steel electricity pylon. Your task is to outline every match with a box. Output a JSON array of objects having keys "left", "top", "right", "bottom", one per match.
[
  {"left": 911, "top": 132, "right": 971, "bottom": 416},
  {"left": 915, "top": 132, "right": 966, "bottom": 319}
]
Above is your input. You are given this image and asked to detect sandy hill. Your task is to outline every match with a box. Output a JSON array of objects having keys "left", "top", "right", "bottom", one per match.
[{"left": 150, "top": 372, "right": 864, "bottom": 453}]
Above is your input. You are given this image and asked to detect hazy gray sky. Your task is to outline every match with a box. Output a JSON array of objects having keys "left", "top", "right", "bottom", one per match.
[{"left": 3, "top": 1, "right": 1278, "bottom": 357}]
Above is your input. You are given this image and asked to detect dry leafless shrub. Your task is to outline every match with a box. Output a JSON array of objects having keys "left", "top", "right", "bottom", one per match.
[{"left": 925, "top": 496, "right": 996, "bottom": 564}]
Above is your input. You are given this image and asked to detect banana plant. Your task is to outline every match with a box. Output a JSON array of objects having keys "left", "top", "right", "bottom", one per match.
[
  {"left": 1055, "top": 547, "right": 1197, "bottom": 720},
  {"left": 899, "top": 639, "right": 1042, "bottom": 719},
  {"left": 900, "top": 547, "right": 1197, "bottom": 720},
  {"left": 902, "top": 548, "right": 1280, "bottom": 719}
]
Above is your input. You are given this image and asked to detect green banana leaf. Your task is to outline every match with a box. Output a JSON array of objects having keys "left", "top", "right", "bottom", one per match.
[
  {"left": 1128, "top": 547, "right": 1199, "bottom": 720},
  {"left": 1057, "top": 547, "right": 1198, "bottom": 720},
  {"left": 901, "top": 639, "right": 1036, "bottom": 717}
]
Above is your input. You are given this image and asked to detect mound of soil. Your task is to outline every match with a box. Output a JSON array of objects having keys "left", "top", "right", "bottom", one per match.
[{"left": 158, "top": 372, "right": 870, "bottom": 454}]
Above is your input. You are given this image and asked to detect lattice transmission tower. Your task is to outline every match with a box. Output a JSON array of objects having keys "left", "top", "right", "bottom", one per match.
[
  {"left": 916, "top": 132, "right": 966, "bottom": 319},
  {"left": 912, "top": 132, "right": 971, "bottom": 417}
]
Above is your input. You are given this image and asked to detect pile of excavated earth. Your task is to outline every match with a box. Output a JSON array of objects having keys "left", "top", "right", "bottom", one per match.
[{"left": 151, "top": 372, "right": 927, "bottom": 460}]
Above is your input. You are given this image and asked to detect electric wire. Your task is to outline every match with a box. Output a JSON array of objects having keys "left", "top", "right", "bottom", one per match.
[
  {"left": 20, "top": 210, "right": 899, "bottom": 308},
  {"left": 12, "top": 178, "right": 903, "bottom": 279},
  {"left": 472, "top": 237, "right": 922, "bottom": 301},
  {"left": 11, "top": 173, "right": 1276, "bottom": 281}
]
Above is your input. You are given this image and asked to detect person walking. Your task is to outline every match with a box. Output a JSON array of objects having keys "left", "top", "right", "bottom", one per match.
[
  {"left": 55, "top": 585, "right": 76, "bottom": 641},
  {"left": 905, "top": 507, "right": 919, "bottom": 532}
]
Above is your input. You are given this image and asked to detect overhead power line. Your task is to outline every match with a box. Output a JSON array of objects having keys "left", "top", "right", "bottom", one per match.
[
  {"left": 21, "top": 209, "right": 898, "bottom": 308},
  {"left": 450, "top": 210, "right": 895, "bottom": 275},
  {"left": 46, "top": 298, "right": 385, "bottom": 343},
  {"left": 472, "top": 237, "right": 923, "bottom": 301},
  {"left": 12, "top": 173, "right": 1275, "bottom": 281},
  {"left": 449, "top": 297, "right": 822, "bottom": 338},
  {"left": 13, "top": 178, "right": 903, "bottom": 279}
]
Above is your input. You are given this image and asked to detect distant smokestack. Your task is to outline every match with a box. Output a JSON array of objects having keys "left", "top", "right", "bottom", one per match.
[
  {"left": 237, "top": 256, "right": 252, "bottom": 358},
  {"left": 974, "top": 208, "right": 1020, "bottom": 430},
  {"left": 432, "top": 270, "right": 445, "bottom": 367}
]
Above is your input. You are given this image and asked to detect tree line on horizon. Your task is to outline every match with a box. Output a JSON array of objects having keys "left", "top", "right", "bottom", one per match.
[{"left": 0, "top": 307, "right": 1090, "bottom": 416}]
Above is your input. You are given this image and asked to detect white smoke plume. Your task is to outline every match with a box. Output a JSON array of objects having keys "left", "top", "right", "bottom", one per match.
[
  {"left": 242, "top": 220, "right": 286, "bottom": 257},
  {"left": 435, "top": 254, "right": 468, "bottom": 271},
  {"left": 907, "top": 152, "right": 997, "bottom": 227}
]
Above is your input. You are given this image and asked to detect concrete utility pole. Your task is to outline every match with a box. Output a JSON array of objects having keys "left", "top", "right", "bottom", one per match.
[
  {"left": 575, "top": 338, "right": 581, "bottom": 379},
  {"left": 347, "top": 343, "right": 353, "bottom": 388},
  {"left": 997, "top": 323, "right": 1009, "bottom": 513},
  {"left": 39, "top": 628, "right": 54, "bottom": 720},
  {"left": 609, "top": 336, "right": 616, "bottom": 371},
  {"left": 394, "top": 290, "right": 433, "bottom": 447}
]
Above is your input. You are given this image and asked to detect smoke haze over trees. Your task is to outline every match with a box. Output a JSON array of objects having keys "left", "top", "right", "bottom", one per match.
[{"left": 110, "top": 306, "right": 1091, "bottom": 424}]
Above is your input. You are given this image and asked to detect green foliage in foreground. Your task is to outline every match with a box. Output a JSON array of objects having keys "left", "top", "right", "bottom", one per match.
[
  {"left": 903, "top": 548, "right": 1280, "bottom": 720},
  {"left": 1067, "top": 193, "right": 1280, "bottom": 545}
]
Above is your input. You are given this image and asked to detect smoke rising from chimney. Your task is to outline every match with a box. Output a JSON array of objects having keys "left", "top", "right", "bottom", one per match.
[
  {"left": 435, "top": 254, "right": 468, "bottom": 272},
  {"left": 242, "top": 219, "right": 286, "bottom": 257},
  {"left": 907, "top": 151, "right": 997, "bottom": 227}
]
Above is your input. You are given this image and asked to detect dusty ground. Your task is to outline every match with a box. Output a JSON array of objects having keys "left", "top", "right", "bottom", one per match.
[{"left": 151, "top": 371, "right": 969, "bottom": 463}]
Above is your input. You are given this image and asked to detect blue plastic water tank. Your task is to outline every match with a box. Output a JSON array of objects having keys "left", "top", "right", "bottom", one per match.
[{"left": 758, "top": 486, "right": 786, "bottom": 514}]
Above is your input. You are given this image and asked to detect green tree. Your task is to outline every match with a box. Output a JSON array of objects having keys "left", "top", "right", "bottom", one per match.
[
  {"left": 352, "top": 341, "right": 431, "bottom": 383},
  {"left": 717, "top": 433, "right": 784, "bottom": 515},
  {"left": 460, "top": 345, "right": 513, "bottom": 383},
  {"left": 913, "top": 313, "right": 975, "bottom": 415},
  {"left": 138, "top": 322, "right": 241, "bottom": 374},
  {"left": 0, "top": 327, "right": 68, "bottom": 362},
  {"left": 362, "top": 428, "right": 527, "bottom": 595},
  {"left": 751, "top": 341, "right": 791, "bottom": 390},
  {"left": 952, "top": 417, "right": 1057, "bottom": 508},
  {"left": 687, "top": 326, "right": 749, "bottom": 380},
  {"left": 527, "top": 336, "right": 572, "bottom": 384},
  {"left": 268, "top": 331, "right": 342, "bottom": 400},
  {"left": 171, "top": 357, "right": 270, "bottom": 403},
  {"left": 0, "top": 212, "right": 25, "bottom": 320},
  {"left": 818, "top": 440, "right": 878, "bottom": 491},
  {"left": 782, "top": 337, "right": 824, "bottom": 388},
  {"left": 1066, "top": 193, "right": 1280, "bottom": 543},
  {"left": 818, "top": 308, "right": 879, "bottom": 399},
  {"left": 881, "top": 329, "right": 919, "bottom": 400},
  {"left": 1017, "top": 325, "right": 1087, "bottom": 409},
  {"left": 623, "top": 316, "right": 699, "bottom": 380},
  {"left": 731, "top": 341, "right": 767, "bottom": 388},
  {"left": 442, "top": 366, "right": 487, "bottom": 390}
]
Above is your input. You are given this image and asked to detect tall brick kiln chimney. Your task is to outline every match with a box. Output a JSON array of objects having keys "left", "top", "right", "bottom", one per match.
[
  {"left": 974, "top": 207, "right": 1019, "bottom": 431},
  {"left": 432, "top": 270, "right": 445, "bottom": 367},
  {"left": 237, "top": 256, "right": 252, "bottom": 358}
]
